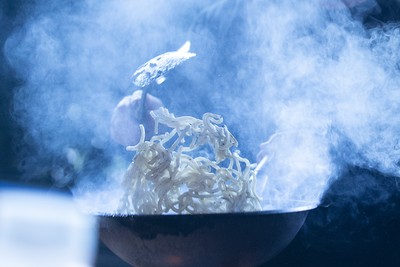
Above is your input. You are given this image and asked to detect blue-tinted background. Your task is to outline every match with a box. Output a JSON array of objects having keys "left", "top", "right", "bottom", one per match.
[{"left": 1, "top": 1, "right": 400, "bottom": 266}]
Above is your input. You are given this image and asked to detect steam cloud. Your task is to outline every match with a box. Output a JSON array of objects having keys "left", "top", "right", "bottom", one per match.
[{"left": 4, "top": 0, "right": 400, "bottom": 210}]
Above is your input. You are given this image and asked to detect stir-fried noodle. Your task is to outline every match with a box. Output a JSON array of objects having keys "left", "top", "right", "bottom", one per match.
[{"left": 118, "top": 107, "right": 261, "bottom": 214}]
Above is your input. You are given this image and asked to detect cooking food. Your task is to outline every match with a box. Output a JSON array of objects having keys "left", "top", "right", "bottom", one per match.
[{"left": 118, "top": 107, "right": 261, "bottom": 214}]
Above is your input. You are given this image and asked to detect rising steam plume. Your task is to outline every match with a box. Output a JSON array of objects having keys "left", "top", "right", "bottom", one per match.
[{"left": 4, "top": 0, "right": 400, "bottom": 210}]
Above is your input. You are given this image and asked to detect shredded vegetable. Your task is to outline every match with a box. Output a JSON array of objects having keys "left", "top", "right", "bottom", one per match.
[{"left": 118, "top": 107, "right": 261, "bottom": 214}]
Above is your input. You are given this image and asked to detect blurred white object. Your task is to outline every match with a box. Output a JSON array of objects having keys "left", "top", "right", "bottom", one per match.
[
  {"left": 0, "top": 188, "right": 98, "bottom": 267},
  {"left": 131, "top": 40, "right": 196, "bottom": 88}
]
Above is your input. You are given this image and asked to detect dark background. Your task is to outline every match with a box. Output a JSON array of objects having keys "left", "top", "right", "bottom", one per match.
[{"left": 1, "top": 1, "right": 400, "bottom": 266}]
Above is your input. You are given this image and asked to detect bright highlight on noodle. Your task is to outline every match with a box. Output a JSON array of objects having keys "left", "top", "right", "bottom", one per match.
[{"left": 118, "top": 107, "right": 261, "bottom": 214}]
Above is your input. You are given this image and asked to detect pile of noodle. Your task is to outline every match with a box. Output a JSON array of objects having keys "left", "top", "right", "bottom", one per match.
[{"left": 118, "top": 107, "right": 261, "bottom": 214}]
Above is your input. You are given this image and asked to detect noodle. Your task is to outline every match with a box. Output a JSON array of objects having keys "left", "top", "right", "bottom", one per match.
[{"left": 118, "top": 107, "right": 261, "bottom": 214}]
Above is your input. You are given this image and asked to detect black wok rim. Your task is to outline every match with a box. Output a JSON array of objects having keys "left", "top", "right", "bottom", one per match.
[{"left": 92, "top": 202, "right": 318, "bottom": 218}]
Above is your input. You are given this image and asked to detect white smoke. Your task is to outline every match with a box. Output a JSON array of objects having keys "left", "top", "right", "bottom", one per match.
[
  {"left": 240, "top": 0, "right": 400, "bottom": 207},
  {"left": 4, "top": 0, "right": 212, "bottom": 185},
  {"left": 4, "top": 0, "right": 400, "bottom": 210}
]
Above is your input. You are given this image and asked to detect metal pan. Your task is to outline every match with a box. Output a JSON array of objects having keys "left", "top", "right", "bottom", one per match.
[{"left": 98, "top": 205, "right": 316, "bottom": 267}]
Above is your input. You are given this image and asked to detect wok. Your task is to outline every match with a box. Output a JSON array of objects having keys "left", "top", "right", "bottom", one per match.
[{"left": 98, "top": 204, "right": 316, "bottom": 267}]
